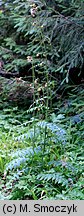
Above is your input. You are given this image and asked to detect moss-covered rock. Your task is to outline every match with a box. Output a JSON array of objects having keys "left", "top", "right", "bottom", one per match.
[{"left": 0, "top": 77, "right": 33, "bottom": 108}]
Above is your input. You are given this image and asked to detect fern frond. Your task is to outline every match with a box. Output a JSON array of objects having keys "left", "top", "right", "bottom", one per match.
[
  {"left": 6, "top": 146, "right": 41, "bottom": 171},
  {"left": 37, "top": 168, "right": 68, "bottom": 187}
]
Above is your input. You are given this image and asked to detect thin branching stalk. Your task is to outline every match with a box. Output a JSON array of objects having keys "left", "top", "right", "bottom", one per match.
[{"left": 32, "top": 60, "right": 36, "bottom": 152}]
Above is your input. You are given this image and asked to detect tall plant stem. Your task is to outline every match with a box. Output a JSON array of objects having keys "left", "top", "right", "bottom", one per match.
[{"left": 32, "top": 60, "right": 35, "bottom": 152}]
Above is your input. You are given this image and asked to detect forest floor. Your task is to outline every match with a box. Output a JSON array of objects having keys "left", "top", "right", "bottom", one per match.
[{"left": 0, "top": 79, "right": 84, "bottom": 200}]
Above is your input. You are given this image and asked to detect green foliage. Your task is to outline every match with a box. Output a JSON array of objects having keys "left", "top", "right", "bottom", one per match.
[
  {"left": 0, "top": 0, "right": 84, "bottom": 200},
  {"left": 0, "top": 0, "right": 84, "bottom": 83},
  {"left": 0, "top": 84, "right": 84, "bottom": 200}
]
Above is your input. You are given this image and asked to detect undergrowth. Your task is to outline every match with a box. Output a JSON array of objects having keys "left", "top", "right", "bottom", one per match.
[
  {"left": 0, "top": 85, "right": 84, "bottom": 200},
  {"left": 0, "top": 0, "right": 84, "bottom": 200}
]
